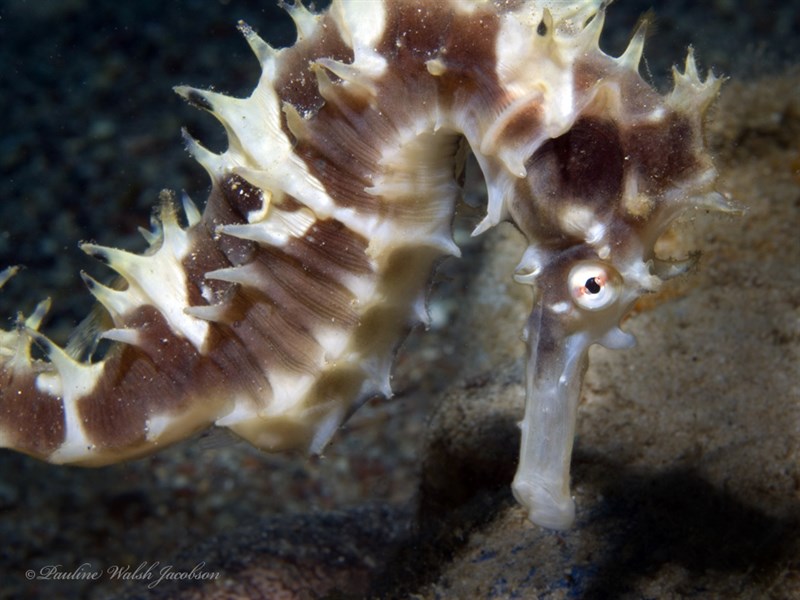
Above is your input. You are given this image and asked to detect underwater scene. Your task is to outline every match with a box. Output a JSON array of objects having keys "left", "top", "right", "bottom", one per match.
[{"left": 0, "top": 0, "right": 798, "bottom": 598}]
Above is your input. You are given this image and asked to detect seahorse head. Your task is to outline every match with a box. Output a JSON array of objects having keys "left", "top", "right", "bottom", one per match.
[
  {"left": 510, "top": 49, "right": 729, "bottom": 355},
  {"left": 484, "top": 12, "right": 735, "bottom": 528}
]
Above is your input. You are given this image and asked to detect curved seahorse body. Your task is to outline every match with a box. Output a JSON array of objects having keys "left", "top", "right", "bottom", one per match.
[{"left": 0, "top": 0, "right": 729, "bottom": 529}]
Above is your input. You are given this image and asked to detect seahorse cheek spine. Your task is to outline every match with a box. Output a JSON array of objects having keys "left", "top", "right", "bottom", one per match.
[{"left": 0, "top": 0, "right": 731, "bottom": 530}]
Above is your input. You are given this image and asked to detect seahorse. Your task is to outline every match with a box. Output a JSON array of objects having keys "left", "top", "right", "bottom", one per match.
[{"left": 0, "top": 0, "right": 730, "bottom": 530}]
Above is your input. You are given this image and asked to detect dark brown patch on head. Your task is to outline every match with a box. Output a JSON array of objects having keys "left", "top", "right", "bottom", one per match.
[
  {"left": 0, "top": 367, "right": 65, "bottom": 457},
  {"left": 509, "top": 173, "right": 584, "bottom": 249},
  {"left": 624, "top": 112, "right": 698, "bottom": 194},
  {"left": 527, "top": 117, "right": 625, "bottom": 207}
]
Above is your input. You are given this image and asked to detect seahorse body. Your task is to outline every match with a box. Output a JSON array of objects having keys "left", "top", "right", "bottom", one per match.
[{"left": 0, "top": 0, "right": 729, "bottom": 529}]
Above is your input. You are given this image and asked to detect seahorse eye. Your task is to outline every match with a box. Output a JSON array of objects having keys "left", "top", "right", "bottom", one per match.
[{"left": 568, "top": 261, "right": 622, "bottom": 311}]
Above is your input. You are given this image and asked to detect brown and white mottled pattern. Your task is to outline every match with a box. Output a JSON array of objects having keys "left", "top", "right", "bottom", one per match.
[{"left": 0, "top": 0, "right": 731, "bottom": 529}]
